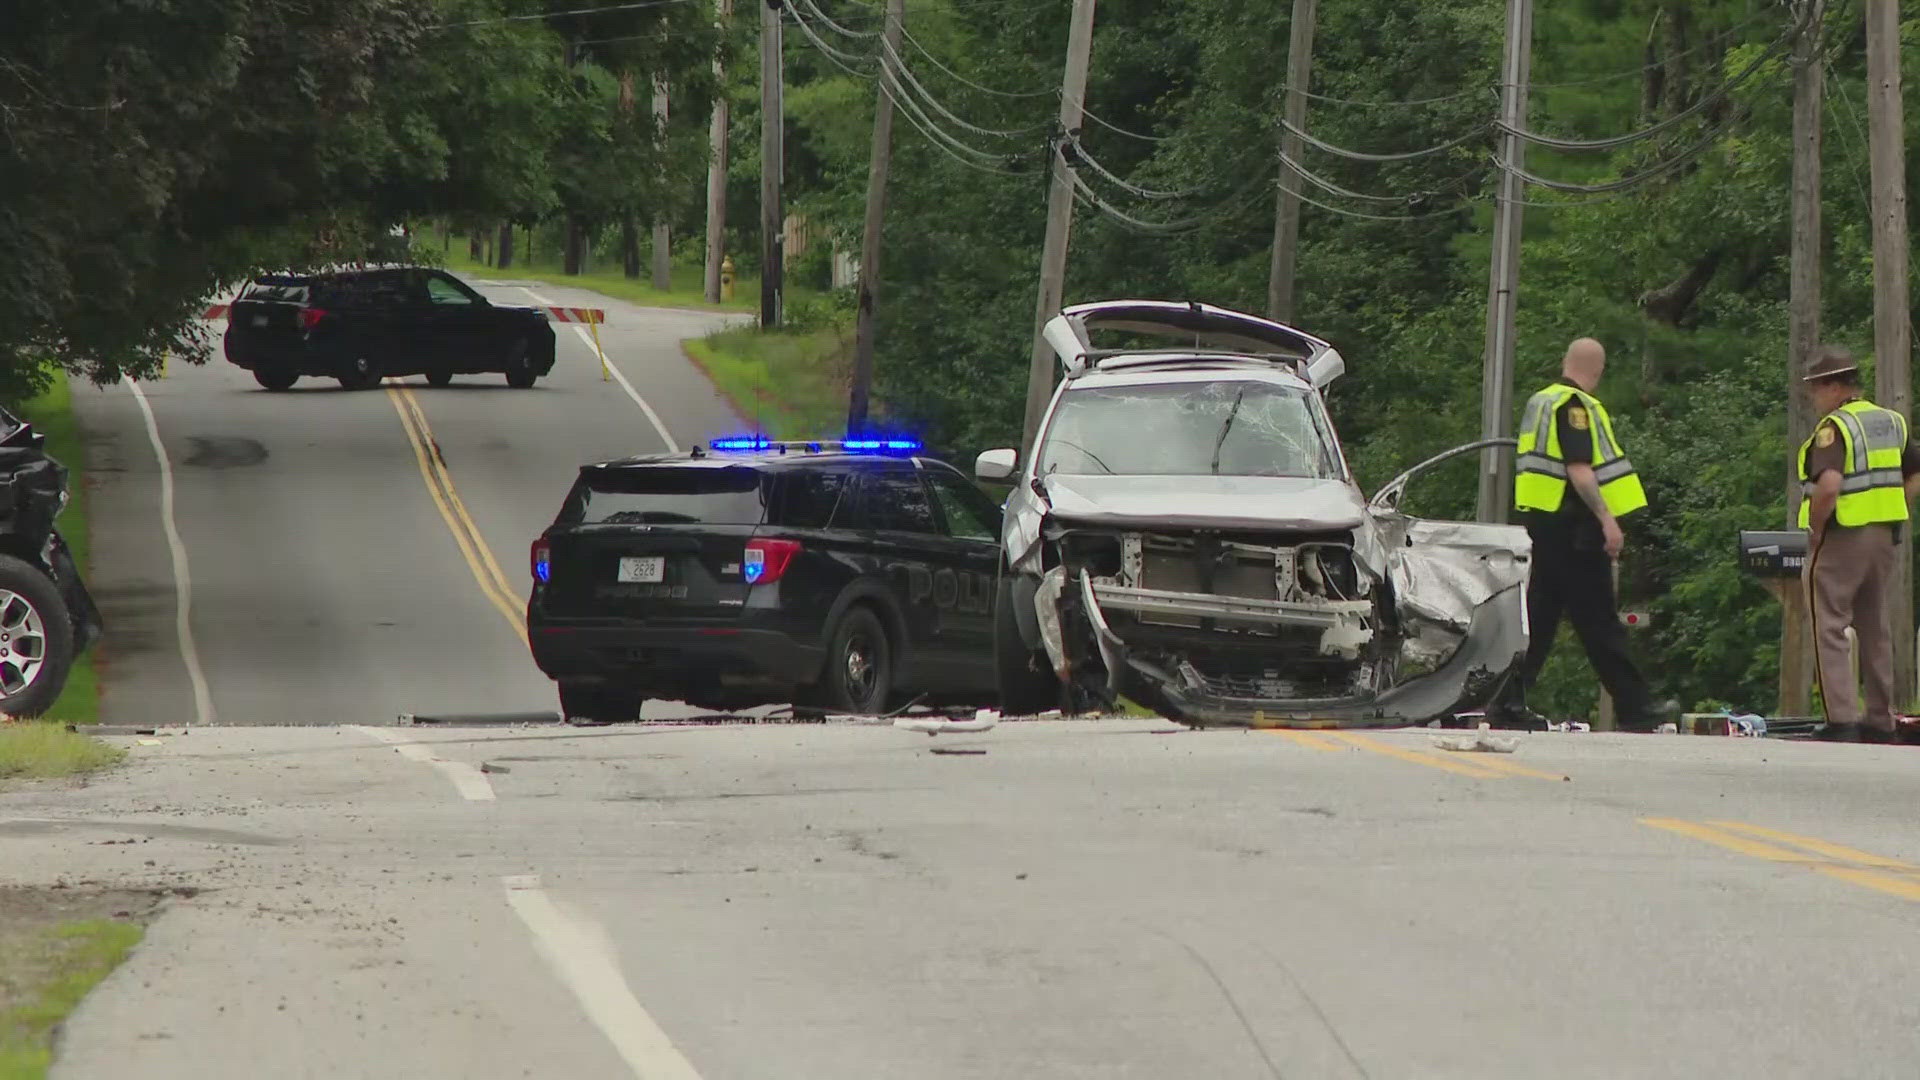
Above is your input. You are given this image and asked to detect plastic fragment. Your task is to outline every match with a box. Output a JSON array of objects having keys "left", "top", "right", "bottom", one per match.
[
  {"left": 895, "top": 709, "right": 1000, "bottom": 736},
  {"left": 1431, "top": 733, "right": 1519, "bottom": 753}
]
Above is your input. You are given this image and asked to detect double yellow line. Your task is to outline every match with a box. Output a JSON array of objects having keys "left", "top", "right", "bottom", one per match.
[
  {"left": 1269, "top": 729, "right": 1570, "bottom": 781},
  {"left": 1643, "top": 818, "right": 1920, "bottom": 903},
  {"left": 386, "top": 383, "right": 529, "bottom": 648}
]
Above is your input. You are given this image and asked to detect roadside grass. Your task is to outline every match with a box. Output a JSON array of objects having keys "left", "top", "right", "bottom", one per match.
[
  {"left": 684, "top": 326, "right": 855, "bottom": 440},
  {"left": 438, "top": 245, "right": 759, "bottom": 315},
  {"left": 0, "top": 723, "right": 123, "bottom": 782},
  {"left": 15, "top": 374, "right": 96, "bottom": 724},
  {"left": 0, "top": 917, "right": 145, "bottom": 1080}
]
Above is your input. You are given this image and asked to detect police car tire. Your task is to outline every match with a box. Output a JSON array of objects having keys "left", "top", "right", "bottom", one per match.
[
  {"left": 994, "top": 574, "right": 1058, "bottom": 716},
  {"left": 337, "top": 354, "right": 382, "bottom": 391},
  {"left": 254, "top": 369, "right": 298, "bottom": 391},
  {"left": 425, "top": 368, "right": 453, "bottom": 388},
  {"left": 0, "top": 555, "right": 75, "bottom": 720},
  {"left": 504, "top": 339, "right": 537, "bottom": 389},
  {"left": 821, "top": 606, "right": 891, "bottom": 716}
]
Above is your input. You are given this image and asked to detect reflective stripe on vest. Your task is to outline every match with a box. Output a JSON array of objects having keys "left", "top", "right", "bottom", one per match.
[
  {"left": 1797, "top": 400, "right": 1910, "bottom": 527},
  {"left": 1512, "top": 383, "right": 1648, "bottom": 517}
]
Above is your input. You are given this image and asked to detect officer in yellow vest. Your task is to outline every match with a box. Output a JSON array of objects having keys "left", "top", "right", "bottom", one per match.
[
  {"left": 1487, "top": 338, "right": 1674, "bottom": 731},
  {"left": 1797, "top": 347, "right": 1920, "bottom": 743}
]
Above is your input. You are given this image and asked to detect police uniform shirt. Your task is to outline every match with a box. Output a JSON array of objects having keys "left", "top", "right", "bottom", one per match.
[
  {"left": 1518, "top": 397, "right": 1601, "bottom": 542},
  {"left": 1801, "top": 404, "right": 1920, "bottom": 532}
]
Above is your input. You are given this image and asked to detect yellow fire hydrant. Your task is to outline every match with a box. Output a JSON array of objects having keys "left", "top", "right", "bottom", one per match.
[{"left": 720, "top": 257, "right": 735, "bottom": 302}]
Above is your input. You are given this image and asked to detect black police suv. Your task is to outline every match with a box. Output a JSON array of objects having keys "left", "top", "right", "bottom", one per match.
[
  {"left": 526, "top": 438, "right": 1006, "bottom": 722},
  {"left": 223, "top": 267, "right": 557, "bottom": 391}
]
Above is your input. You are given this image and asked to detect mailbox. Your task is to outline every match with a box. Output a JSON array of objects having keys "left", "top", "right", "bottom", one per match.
[{"left": 1738, "top": 530, "right": 1808, "bottom": 578}]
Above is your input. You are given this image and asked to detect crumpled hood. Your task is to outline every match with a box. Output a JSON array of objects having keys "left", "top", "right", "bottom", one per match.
[{"left": 1040, "top": 474, "right": 1367, "bottom": 531}]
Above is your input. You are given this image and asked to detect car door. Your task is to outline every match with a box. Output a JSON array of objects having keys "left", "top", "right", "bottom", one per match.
[
  {"left": 851, "top": 462, "right": 959, "bottom": 688},
  {"left": 919, "top": 460, "right": 1002, "bottom": 681},
  {"left": 419, "top": 270, "right": 495, "bottom": 370}
]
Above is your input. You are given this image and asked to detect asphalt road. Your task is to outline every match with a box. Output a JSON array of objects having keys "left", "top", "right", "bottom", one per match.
[{"left": 16, "top": 279, "right": 1920, "bottom": 1078}]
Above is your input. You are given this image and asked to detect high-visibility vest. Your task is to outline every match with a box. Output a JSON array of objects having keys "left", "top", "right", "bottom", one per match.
[
  {"left": 1797, "top": 399, "right": 1910, "bottom": 528},
  {"left": 1513, "top": 383, "right": 1648, "bottom": 517}
]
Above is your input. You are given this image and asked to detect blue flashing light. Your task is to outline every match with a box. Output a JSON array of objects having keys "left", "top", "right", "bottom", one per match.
[
  {"left": 844, "top": 438, "right": 922, "bottom": 452},
  {"left": 710, "top": 435, "right": 773, "bottom": 452},
  {"left": 743, "top": 548, "right": 766, "bottom": 584},
  {"left": 535, "top": 558, "right": 551, "bottom": 584}
]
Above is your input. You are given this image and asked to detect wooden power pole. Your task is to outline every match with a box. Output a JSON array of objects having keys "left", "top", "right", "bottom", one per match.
[
  {"left": 760, "top": 0, "right": 785, "bottom": 329},
  {"left": 1475, "top": 0, "right": 1533, "bottom": 525},
  {"left": 1020, "top": 0, "right": 1098, "bottom": 457},
  {"left": 704, "top": 0, "right": 734, "bottom": 305},
  {"left": 1267, "top": 0, "right": 1317, "bottom": 325},
  {"left": 847, "top": 0, "right": 906, "bottom": 430},
  {"left": 653, "top": 78, "right": 673, "bottom": 293},
  {"left": 1865, "top": 0, "right": 1913, "bottom": 704},
  {"left": 1782, "top": 0, "right": 1825, "bottom": 718}
]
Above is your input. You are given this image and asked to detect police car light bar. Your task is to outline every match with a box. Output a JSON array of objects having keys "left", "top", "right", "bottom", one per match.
[{"left": 706, "top": 435, "right": 922, "bottom": 454}]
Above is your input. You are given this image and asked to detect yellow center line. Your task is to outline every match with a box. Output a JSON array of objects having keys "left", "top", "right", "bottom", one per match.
[
  {"left": 394, "top": 387, "right": 523, "bottom": 606},
  {"left": 1266, "top": 729, "right": 1344, "bottom": 752},
  {"left": 385, "top": 384, "right": 529, "bottom": 648},
  {"left": 1444, "top": 753, "right": 1570, "bottom": 782},
  {"left": 1322, "top": 731, "right": 1509, "bottom": 779},
  {"left": 1641, "top": 818, "right": 1920, "bottom": 903},
  {"left": 1704, "top": 821, "right": 1920, "bottom": 875}
]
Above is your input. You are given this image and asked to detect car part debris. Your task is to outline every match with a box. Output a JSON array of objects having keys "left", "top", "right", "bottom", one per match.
[{"left": 895, "top": 709, "right": 1000, "bottom": 735}]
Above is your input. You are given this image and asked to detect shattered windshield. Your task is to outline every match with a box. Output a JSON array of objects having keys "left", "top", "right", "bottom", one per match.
[{"left": 1037, "top": 380, "right": 1343, "bottom": 479}]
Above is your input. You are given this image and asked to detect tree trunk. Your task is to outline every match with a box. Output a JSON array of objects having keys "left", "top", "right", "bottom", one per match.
[
  {"left": 469, "top": 233, "right": 484, "bottom": 263},
  {"left": 1642, "top": 9, "right": 1665, "bottom": 122},
  {"left": 496, "top": 222, "right": 515, "bottom": 270},
  {"left": 564, "top": 217, "right": 586, "bottom": 275},
  {"left": 623, "top": 216, "right": 642, "bottom": 280},
  {"left": 1639, "top": 250, "right": 1722, "bottom": 328},
  {"left": 1664, "top": 2, "right": 1691, "bottom": 115}
]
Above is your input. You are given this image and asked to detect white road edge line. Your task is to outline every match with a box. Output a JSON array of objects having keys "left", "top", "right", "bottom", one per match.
[
  {"left": 503, "top": 874, "right": 705, "bottom": 1080},
  {"left": 350, "top": 725, "right": 496, "bottom": 801},
  {"left": 515, "top": 286, "right": 681, "bottom": 452},
  {"left": 126, "top": 379, "right": 216, "bottom": 727}
]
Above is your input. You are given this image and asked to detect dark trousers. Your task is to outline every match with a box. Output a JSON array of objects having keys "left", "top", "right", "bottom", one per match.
[{"left": 1499, "top": 520, "right": 1654, "bottom": 721}]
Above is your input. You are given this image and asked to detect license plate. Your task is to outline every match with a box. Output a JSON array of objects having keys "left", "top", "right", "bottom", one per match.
[
  {"left": 252, "top": 315, "right": 268, "bottom": 327},
  {"left": 617, "top": 556, "right": 665, "bottom": 583}
]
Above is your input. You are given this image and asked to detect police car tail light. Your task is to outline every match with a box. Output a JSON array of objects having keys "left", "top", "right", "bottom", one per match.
[
  {"left": 743, "top": 538, "right": 801, "bottom": 585},
  {"left": 530, "top": 539, "right": 551, "bottom": 584},
  {"left": 299, "top": 307, "right": 330, "bottom": 331}
]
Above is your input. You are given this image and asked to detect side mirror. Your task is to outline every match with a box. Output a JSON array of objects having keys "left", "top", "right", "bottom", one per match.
[
  {"left": 1305, "top": 348, "right": 1345, "bottom": 389},
  {"left": 975, "top": 448, "right": 1017, "bottom": 481}
]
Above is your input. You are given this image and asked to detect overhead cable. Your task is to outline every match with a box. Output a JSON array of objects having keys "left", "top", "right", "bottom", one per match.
[
  {"left": 784, "top": 5, "right": 876, "bottom": 71},
  {"left": 432, "top": 0, "right": 702, "bottom": 29},
  {"left": 1500, "top": 113, "right": 1746, "bottom": 193},
  {"left": 899, "top": 25, "right": 1053, "bottom": 99},
  {"left": 1278, "top": 118, "right": 1489, "bottom": 163},
  {"left": 794, "top": 0, "right": 878, "bottom": 38},
  {"left": 1068, "top": 139, "right": 1218, "bottom": 202},
  {"left": 881, "top": 37, "right": 1050, "bottom": 139},
  {"left": 1267, "top": 82, "right": 1488, "bottom": 108},
  {"left": 1275, "top": 150, "right": 1478, "bottom": 206},
  {"left": 1065, "top": 94, "right": 1171, "bottom": 143},
  {"left": 1524, "top": 4, "right": 1787, "bottom": 89}
]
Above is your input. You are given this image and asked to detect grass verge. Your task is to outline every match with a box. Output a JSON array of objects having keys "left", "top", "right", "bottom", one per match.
[
  {"left": 0, "top": 723, "right": 124, "bottom": 782},
  {"left": 15, "top": 374, "right": 95, "bottom": 724},
  {"left": 684, "top": 326, "right": 856, "bottom": 440},
  {"left": 0, "top": 903, "right": 150, "bottom": 1080},
  {"left": 437, "top": 244, "right": 759, "bottom": 314}
]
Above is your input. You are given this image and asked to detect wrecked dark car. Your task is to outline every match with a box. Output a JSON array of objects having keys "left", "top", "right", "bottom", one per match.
[
  {"left": 0, "top": 402, "right": 102, "bottom": 717},
  {"left": 975, "top": 300, "right": 1530, "bottom": 728}
]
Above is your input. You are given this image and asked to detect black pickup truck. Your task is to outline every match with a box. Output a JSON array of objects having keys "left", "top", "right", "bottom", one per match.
[{"left": 222, "top": 267, "right": 558, "bottom": 391}]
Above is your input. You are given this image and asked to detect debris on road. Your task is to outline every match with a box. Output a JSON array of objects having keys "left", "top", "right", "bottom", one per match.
[
  {"left": 895, "top": 709, "right": 1000, "bottom": 736},
  {"left": 1431, "top": 724, "right": 1519, "bottom": 753}
]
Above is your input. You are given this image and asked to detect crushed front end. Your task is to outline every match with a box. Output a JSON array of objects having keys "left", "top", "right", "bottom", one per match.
[{"left": 1033, "top": 518, "right": 1528, "bottom": 728}]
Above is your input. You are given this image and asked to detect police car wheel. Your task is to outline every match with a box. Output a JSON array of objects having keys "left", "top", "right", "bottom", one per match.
[
  {"left": 994, "top": 574, "right": 1058, "bottom": 716},
  {"left": 337, "top": 355, "right": 381, "bottom": 391},
  {"left": 504, "top": 340, "right": 537, "bottom": 389},
  {"left": 822, "top": 607, "right": 891, "bottom": 715},
  {"left": 254, "top": 369, "right": 298, "bottom": 391},
  {"left": 425, "top": 368, "right": 453, "bottom": 388}
]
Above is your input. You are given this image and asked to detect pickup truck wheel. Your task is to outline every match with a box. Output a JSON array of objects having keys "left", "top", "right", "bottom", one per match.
[
  {"left": 337, "top": 354, "right": 381, "bottom": 391},
  {"left": 0, "top": 555, "right": 74, "bottom": 720},
  {"left": 995, "top": 572, "right": 1059, "bottom": 716},
  {"left": 425, "top": 368, "right": 453, "bottom": 388},
  {"left": 253, "top": 369, "right": 298, "bottom": 391},
  {"left": 558, "top": 682, "right": 645, "bottom": 725},
  {"left": 819, "top": 607, "right": 892, "bottom": 715},
  {"left": 503, "top": 340, "right": 537, "bottom": 389}
]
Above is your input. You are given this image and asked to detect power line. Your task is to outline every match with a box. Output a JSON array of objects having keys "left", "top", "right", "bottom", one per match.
[
  {"left": 1278, "top": 117, "right": 1489, "bottom": 163},
  {"left": 1267, "top": 82, "right": 1488, "bottom": 108},
  {"left": 880, "top": 37, "right": 1050, "bottom": 138},
  {"left": 1500, "top": 111, "right": 1747, "bottom": 193},
  {"left": 431, "top": 0, "right": 705, "bottom": 30},
  {"left": 899, "top": 24, "right": 1053, "bottom": 99},
  {"left": 793, "top": 0, "right": 877, "bottom": 38},
  {"left": 784, "top": 3, "right": 877, "bottom": 70},
  {"left": 1065, "top": 93, "right": 1170, "bottom": 143},
  {"left": 1524, "top": 4, "right": 1786, "bottom": 89}
]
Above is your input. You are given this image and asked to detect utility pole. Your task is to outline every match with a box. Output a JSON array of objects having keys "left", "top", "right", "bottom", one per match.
[
  {"left": 1782, "top": 0, "right": 1825, "bottom": 718},
  {"left": 1474, "top": 0, "right": 1533, "bottom": 525},
  {"left": 1267, "top": 0, "right": 1317, "bottom": 325},
  {"left": 1020, "top": 0, "right": 1098, "bottom": 457},
  {"left": 760, "top": 0, "right": 785, "bottom": 329},
  {"left": 704, "top": 0, "right": 734, "bottom": 305},
  {"left": 847, "top": 0, "right": 906, "bottom": 430},
  {"left": 1865, "top": 0, "right": 1913, "bottom": 703},
  {"left": 652, "top": 78, "right": 673, "bottom": 292}
]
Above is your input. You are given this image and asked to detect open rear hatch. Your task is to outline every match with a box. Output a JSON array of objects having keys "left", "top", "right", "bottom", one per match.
[{"left": 543, "top": 463, "right": 770, "bottom": 622}]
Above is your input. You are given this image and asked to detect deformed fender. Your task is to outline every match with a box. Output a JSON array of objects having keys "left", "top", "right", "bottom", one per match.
[{"left": 1373, "top": 582, "right": 1528, "bottom": 720}]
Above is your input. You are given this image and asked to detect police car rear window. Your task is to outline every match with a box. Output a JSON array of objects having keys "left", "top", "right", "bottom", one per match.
[
  {"left": 241, "top": 283, "right": 309, "bottom": 303},
  {"left": 568, "top": 467, "right": 769, "bottom": 526}
]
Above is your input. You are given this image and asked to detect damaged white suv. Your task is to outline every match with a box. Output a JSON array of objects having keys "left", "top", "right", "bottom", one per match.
[{"left": 976, "top": 300, "right": 1532, "bottom": 728}]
